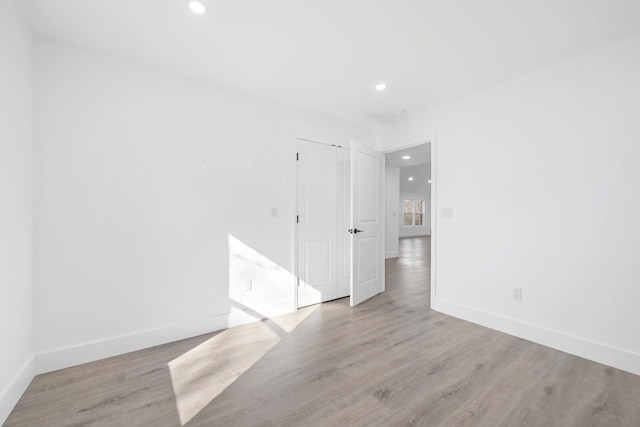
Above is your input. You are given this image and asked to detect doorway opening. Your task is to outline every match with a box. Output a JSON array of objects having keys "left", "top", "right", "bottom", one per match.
[{"left": 383, "top": 142, "right": 433, "bottom": 297}]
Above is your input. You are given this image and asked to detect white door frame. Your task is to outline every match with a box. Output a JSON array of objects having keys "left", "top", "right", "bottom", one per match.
[{"left": 382, "top": 138, "right": 436, "bottom": 308}]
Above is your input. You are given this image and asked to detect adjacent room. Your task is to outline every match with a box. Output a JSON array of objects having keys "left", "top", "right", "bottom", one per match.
[
  {"left": 3, "top": 0, "right": 640, "bottom": 425},
  {"left": 384, "top": 143, "right": 431, "bottom": 260}
]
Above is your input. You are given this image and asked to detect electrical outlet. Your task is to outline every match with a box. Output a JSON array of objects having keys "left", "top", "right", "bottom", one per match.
[
  {"left": 513, "top": 288, "right": 522, "bottom": 301},
  {"left": 244, "top": 279, "right": 253, "bottom": 291}
]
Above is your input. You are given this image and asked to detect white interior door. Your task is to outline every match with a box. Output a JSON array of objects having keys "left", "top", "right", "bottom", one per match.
[
  {"left": 297, "top": 140, "right": 337, "bottom": 308},
  {"left": 350, "top": 140, "right": 384, "bottom": 306}
]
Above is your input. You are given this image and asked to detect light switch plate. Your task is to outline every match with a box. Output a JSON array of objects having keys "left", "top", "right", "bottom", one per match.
[
  {"left": 441, "top": 207, "right": 453, "bottom": 219},
  {"left": 513, "top": 288, "right": 522, "bottom": 301}
]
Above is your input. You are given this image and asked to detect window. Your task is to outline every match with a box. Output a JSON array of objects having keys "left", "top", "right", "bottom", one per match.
[
  {"left": 403, "top": 199, "right": 425, "bottom": 226},
  {"left": 414, "top": 200, "right": 424, "bottom": 225}
]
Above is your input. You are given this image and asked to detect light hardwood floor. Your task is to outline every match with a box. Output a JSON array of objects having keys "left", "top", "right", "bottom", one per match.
[{"left": 6, "top": 236, "right": 640, "bottom": 426}]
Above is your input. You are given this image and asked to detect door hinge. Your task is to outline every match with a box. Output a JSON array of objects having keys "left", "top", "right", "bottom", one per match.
[
  {"left": 297, "top": 215, "right": 299, "bottom": 223},
  {"left": 296, "top": 152, "right": 299, "bottom": 161}
]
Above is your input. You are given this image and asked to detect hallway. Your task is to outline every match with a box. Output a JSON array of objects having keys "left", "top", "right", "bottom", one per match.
[
  {"left": 386, "top": 235, "right": 431, "bottom": 301},
  {"left": 7, "top": 236, "right": 640, "bottom": 426}
]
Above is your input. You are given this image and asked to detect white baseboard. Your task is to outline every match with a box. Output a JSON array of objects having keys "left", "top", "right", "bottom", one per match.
[
  {"left": 36, "top": 300, "right": 294, "bottom": 375},
  {"left": 385, "top": 251, "right": 400, "bottom": 259},
  {"left": 227, "top": 300, "right": 294, "bottom": 329},
  {"left": 432, "top": 297, "right": 640, "bottom": 377},
  {"left": 400, "top": 232, "right": 431, "bottom": 238},
  {"left": 0, "top": 356, "right": 35, "bottom": 425}
]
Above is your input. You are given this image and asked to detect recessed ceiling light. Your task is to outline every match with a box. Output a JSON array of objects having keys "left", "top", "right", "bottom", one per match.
[
  {"left": 375, "top": 83, "right": 387, "bottom": 91},
  {"left": 428, "top": 179, "right": 432, "bottom": 184},
  {"left": 408, "top": 177, "right": 414, "bottom": 181},
  {"left": 188, "top": 0, "right": 207, "bottom": 14},
  {"left": 402, "top": 155, "right": 411, "bottom": 160}
]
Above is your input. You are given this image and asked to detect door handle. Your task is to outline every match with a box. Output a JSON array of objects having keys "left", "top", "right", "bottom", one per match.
[{"left": 348, "top": 228, "right": 364, "bottom": 234}]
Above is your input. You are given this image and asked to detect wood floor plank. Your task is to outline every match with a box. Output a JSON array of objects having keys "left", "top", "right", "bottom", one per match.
[{"left": 5, "top": 236, "right": 640, "bottom": 426}]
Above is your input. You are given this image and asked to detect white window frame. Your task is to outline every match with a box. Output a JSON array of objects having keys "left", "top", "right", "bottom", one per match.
[{"left": 403, "top": 199, "right": 425, "bottom": 226}]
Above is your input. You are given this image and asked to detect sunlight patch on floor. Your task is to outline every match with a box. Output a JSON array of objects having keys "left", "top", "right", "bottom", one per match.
[{"left": 168, "top": 305, "right": 319, "bottom": 425}]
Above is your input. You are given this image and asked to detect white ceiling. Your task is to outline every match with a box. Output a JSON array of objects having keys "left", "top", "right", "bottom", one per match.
[
  {"left": 386, "top": 143, "right": 430, "bottom": 167},
  {"left": 18, "top": 0, "right": 640, "bottom": 128},
  {"left": 387, "top": 144, "right": 431, "bottom": 193},
  {"left": 399, "top": 163, "right": 431, "bottom": 194}
]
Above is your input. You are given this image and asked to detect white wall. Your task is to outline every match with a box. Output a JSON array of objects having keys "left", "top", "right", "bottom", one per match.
[
  {"left": 384, "top": 33, "right": 640, "bottom": 375},
  {"left": 0, "top": 1, "right": 34, "bottom": 423},
  {"left": 385, "top": 166, "right": 399, "bottom": 258},
  {"left": 33, "top": 37, "right": 374, "bottom": 372},
  {"left": 399, "top": 192, "right": 430, "bottom": 237}
]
